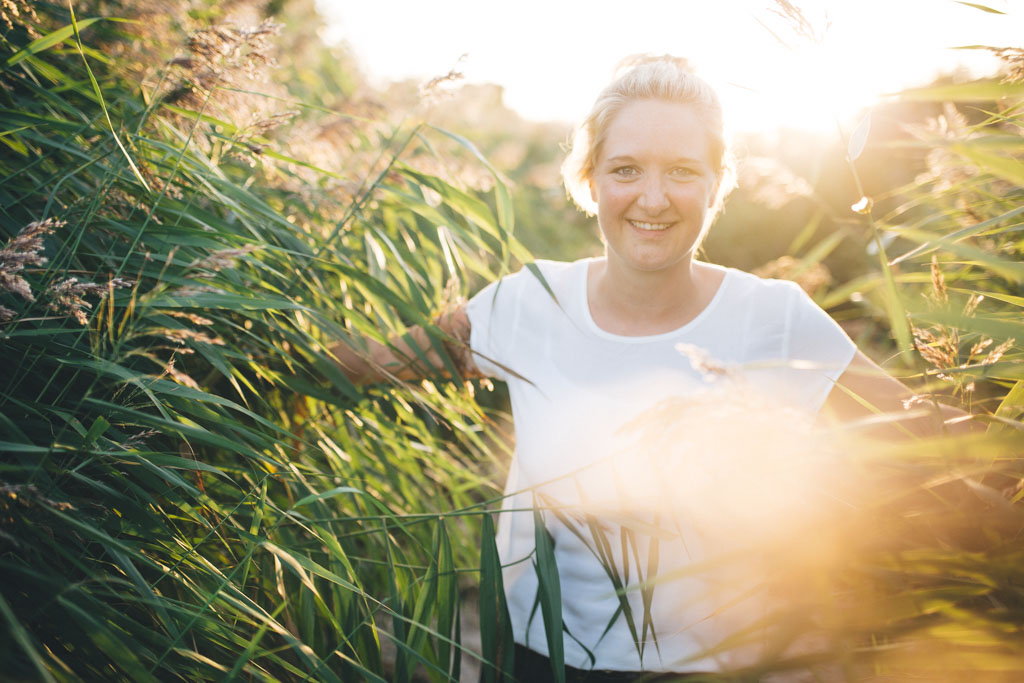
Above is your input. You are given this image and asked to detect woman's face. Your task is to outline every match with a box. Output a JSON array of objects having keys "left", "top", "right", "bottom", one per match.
[{"left": 589, "top": 98, "right": 719, "bottom": 276}]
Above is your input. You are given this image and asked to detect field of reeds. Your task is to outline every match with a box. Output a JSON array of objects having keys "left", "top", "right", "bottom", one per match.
[{"left": 1, "top": 2, "right": 1023, "bottom": 681}]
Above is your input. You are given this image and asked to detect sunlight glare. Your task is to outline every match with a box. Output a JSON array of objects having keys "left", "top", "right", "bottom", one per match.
[{"left": 319, "top": 0, "right": 1019, "bottom": 135}]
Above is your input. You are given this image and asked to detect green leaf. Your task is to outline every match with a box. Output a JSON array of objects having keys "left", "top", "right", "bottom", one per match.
[
  {"left": 67, "top": 6, "right": 151, "bottom": 192},
  {"left": 953, "top": 143, "right": 1024, "bottom": 187},
  {"left": 533, "top": 508, "right": 565, "bottom": 683},
  {"left": 893, "top": 80, "right": 1024, "bottom": 102},
  {"left": 4, "top": 17, "right": 106, "bottom": 67},
  {"left": 479, "top": 513, "right": 514, "bottom": 683},
  {"left": 292, "top": 486, "right": 364, "bottom": 509},
  {"left": 0, "top": 593, "right": 57, "bottom": 683},
  {"left": 994, "top": 380, "right": 1024, "bottom": 422},
  {"left": 954, "top": 1, "right": 1006, "bottom": 14}
]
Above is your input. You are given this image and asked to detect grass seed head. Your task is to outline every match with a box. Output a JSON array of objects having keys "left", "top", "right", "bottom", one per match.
[
  {"left": 753, "top": 255, "right": 832, "bottom": 296},
  {"left": 45, "top": 277, "right": 107, "bottom": 324},
  {"left": 963, "top": 293, "right": 984, "bottom": 317},
  {"left": 968, "top": 338, "right": 993, "bottom": 360},
  {"left": 0, "top": 218, "right": 65, "bottom": 302},
  {"left": 1, "top": 0, "right": 41, "bottom": 37},
  {"left": 928, "top": 256, "right": 948, "bottom": 307},
  {"left": 990, "top": 47, "right": 1024, "bottom": 83},
  {"left": 983, "top": 338, "right": 1015, "bottom": 366},
  {"left": 740, "top": 157, "right": 816, "bottom": 210},
  {"left": 164, "top": 358, "right": 200, "bottom": 389},
  {"left": 913, "top": 325, "right": 958, "bottom": 375},
  {"left": 675, "top": 343, "right": 738, "bottom": 380},
  {"left": 189, "top": 244, "right": 260, "bottom": 272},
  {"left": 161, "top": 328, "right": 225, "bottom": 346},
  {"left": 166, "top": 310, "right": 214, "bottom": 326}
]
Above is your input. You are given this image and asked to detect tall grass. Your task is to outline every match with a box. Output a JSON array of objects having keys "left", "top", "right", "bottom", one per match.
[
  {"left": 2, "top": 1, "right": 1024, "bottom": 682},
  {"left": 1, "top": 3, "right": 519, "bottom": 680}
]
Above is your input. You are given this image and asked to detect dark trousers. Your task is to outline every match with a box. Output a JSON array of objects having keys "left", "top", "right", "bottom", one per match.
[{"left": 499, "top": 643, "right": 710, "bottom": 683}]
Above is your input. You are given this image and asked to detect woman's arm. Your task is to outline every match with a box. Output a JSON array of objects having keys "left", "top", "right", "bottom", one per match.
[
  {"left": 328, "top": 306, "right": 479, "bottom": 385},
  {"left": 823, "top": 350, "right": 978, "bottom": 438}
]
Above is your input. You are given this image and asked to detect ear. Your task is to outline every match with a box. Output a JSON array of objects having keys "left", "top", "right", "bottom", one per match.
[{"left": 589, "top": 179, "right": 597, "bottom": 204}]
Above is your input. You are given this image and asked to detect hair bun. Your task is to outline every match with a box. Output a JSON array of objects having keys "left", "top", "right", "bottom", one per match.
[{"left": 613, "top": 54, "right": 696, "bottom": 77}]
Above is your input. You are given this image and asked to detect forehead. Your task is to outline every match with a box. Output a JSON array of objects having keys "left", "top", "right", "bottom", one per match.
[{"left": 599, "top": 99, "right": 712, "bottom": 165}]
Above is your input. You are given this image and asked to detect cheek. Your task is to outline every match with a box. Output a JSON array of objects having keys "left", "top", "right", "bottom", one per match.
[{"left": 594, "top": 182, "right": 634, "bottom": 211}]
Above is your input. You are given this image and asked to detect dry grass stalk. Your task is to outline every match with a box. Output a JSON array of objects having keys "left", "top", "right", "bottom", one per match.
[
  {"left": 968, "top": 338, "right": 993, "bottom": 359},
  {"left": 0, "top": 483, "right": 74, "bottom": 512},
  {"left": 45, "top": 277, "right": 133, "bottom": 325},
  {"left": 165, "top": 19, "right": 283, "bottom": 126},
  {"left": 120, "top": 429, "right": 160, "bottom": 451},
  {"left": 753, "top": 256, "right": 832, "bottom": 296},
  {"left": 1, "top": 0, "right": 40, "bottom": 36},
  {"left": 419, "top": 60, "right": 466, "bottom": 104},
  {"left": 137, "top": 162, "right": 182, "bottom": 201},
  {"left": 913, "top": 326, "right": 958, "bottom": 380},
  {"left": 928, "top": 255, "right": 948, "bottom": 307},
  {"left": 172, "top": 284, "right": 220, "bottom": 297},
  {"left": 986, "top": 47, "right": 1024, "bottom": 83},
  {"left": 963, "top": 293, "right": 984, "bottom": 317},
  {"left": 740, "top": 157, "right": 815, "bottom": 210},
  {"left": 910, "top": 104, "right": 977, "bottom": 193},
  {"left": 0, "top": 218, "right": 64, "bottom": 303},
  {"left": 161, "top": 328, "right": 225, "bottom": 346},
  {"left": 189, "top": 244, "right": 260, "bottom": 272},
  {"left": 165, "top": 310, "right": 214, "bottom": 326},
  {"left": 766, "top": 0, "right": 830, "bottom": 48},
  {"left": 164, "top": 358, "right": 200, "bottom": 389},
  {"left": 675, "top": 342, "right": 739, "bottom": 380},
  {"left": 983, "top": 338, "right": 1015, "bottom": 366}
]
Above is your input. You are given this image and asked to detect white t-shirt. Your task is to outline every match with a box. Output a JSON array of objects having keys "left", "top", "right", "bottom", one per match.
[{"left": 465, "top": 258, "right": 857, "bottom": 673}]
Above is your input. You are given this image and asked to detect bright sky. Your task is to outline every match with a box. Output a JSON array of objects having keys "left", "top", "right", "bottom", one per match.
[{"left": 316, "top": 0, "right": 1022, "bottom": 133}]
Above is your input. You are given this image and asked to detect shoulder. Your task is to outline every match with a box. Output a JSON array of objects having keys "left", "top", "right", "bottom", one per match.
[
  {"left": 502, "top": 258, "right": 580, "bottom": 291},
  {"left": 465, "top": 258, "right": 582, "bottom": 324},
  {"left": 472, "top": 258, "right": 582, "bottom": 305},
  {"left": 717, "top": 266, "right": 806, "bottom": 308},
  {"left": 464, "top": 259, "right": 583, "bottom": 379}
]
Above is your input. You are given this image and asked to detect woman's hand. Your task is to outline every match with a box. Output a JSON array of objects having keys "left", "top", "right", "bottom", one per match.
[
  {"left": 823, "top": 350, "right": 979, "bottom": 438},
  {"left": 328, "top": 305, "right": 478, "bottom": 385}
]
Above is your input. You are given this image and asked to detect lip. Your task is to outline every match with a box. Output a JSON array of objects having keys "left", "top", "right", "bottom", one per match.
[{"left": 628, "top": 219, "right": 675, "bottom": 232}]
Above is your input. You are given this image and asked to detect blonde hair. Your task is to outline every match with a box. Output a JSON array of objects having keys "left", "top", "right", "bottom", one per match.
[{"left": 561, "top": 55, "right": 736, "bottom": 233}]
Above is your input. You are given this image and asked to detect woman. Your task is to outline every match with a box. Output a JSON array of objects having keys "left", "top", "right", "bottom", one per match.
[{"left": 333, "top": 55, "right": 971, "bottom": 681}]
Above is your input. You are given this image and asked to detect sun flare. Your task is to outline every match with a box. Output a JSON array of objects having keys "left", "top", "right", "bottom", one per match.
[{"left": 320, "top": 0, "right": 1018, "bottom": 135}]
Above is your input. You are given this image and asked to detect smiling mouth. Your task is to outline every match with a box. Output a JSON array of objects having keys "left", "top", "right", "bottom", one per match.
[{"left": 629, "top": 219, "right": 673, "bottom": 232}]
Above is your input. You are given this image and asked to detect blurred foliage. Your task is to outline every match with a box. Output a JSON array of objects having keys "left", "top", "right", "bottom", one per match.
[
  {"left": 1, "top": 0, "right": 1024, "bottom": 681},
  {"left": 0, "top": 0, "right": 518, "bottom": 680}
]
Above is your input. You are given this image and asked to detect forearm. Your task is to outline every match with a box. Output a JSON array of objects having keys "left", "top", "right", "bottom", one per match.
[
  {"left": 328, "top": 333, "right": 429, "bottom": 385},
  {"left": 826, "top": 351, "right": 981, "bottom": 439},
  {"left": 328, "top": 306, "right": 477, "bottom": 385},
  {"left": 902, "top": 398, "right": 980, "bottom": 437}
]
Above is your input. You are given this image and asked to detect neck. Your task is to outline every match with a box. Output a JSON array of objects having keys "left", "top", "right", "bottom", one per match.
[{"left": 588, "top": 255, "right": 721, "bottom": 336}]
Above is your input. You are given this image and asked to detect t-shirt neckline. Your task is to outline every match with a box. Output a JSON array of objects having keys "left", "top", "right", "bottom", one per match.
[{"left": 577, "top": 257, "right": 732, "bottom": 343}]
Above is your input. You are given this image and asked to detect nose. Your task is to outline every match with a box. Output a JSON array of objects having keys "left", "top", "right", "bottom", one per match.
[{"left": 636, "top": 175, "right": 670, "bottom": 215}]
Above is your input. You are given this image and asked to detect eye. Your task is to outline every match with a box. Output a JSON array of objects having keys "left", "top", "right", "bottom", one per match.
[
  {"left": 612, "top": 166, "right": 639, "bottom": 178},
  {"left": 669, "top": 166, "right": 698, "bottom": 179}
]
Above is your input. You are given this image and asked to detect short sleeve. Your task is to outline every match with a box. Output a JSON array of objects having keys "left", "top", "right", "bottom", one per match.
[
  {"left": 783, "top": 283, "right": 857, "bottom": 411},
  {"left": 464, "top": 274, "right": 523, "bottom": 382}
]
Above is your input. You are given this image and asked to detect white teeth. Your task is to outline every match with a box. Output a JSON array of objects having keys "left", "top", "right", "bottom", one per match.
[{"left": 631, "top": 220, "right": 670, "bottom": 231}]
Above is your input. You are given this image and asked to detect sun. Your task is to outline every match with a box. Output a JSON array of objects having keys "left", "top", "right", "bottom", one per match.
[{"left": 711, "top": 41, "right": 884, "bottom": 137}]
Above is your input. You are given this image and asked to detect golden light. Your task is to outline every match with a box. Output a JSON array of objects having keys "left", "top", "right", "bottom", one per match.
[
  {"left": 527, "top": 377, "right": 869, "bottom": 670},
  {"left": 319, "top": 0, "right": 1017, "bottom": 136}
]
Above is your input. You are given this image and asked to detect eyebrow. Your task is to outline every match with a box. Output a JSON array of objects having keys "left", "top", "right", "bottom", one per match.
[{"left": 603, "top": 155, "right": 705, "bottom": 166}]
